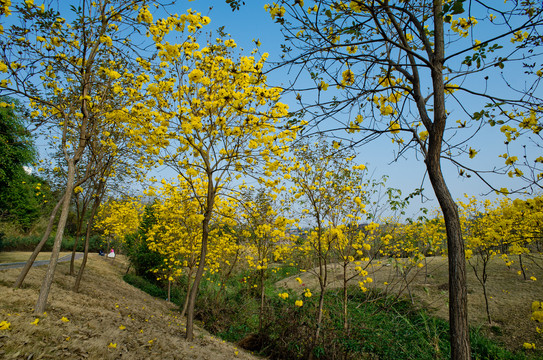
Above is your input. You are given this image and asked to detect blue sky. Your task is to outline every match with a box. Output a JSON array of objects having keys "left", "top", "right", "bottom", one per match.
[
  {"left": 170, "top": 0, "right": 540, "bottom": 218},
  {"left": 19, "top": 0, "right": 539, "bottom": 219}
]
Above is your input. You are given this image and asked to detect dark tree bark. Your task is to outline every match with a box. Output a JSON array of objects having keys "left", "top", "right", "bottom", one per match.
[{"left": 426, "top": 1, "right": 470, "bottom": 357}]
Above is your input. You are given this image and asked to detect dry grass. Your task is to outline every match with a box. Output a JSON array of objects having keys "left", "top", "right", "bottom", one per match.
[
  {"left": 0, "top": 252, "right": 72, "bottom": 264},
  {"left": 0, "top": 253, "right": 259, "bottom": 360},
  {"left": 277, "top": 254, "right": 543, "bottom": 352}
]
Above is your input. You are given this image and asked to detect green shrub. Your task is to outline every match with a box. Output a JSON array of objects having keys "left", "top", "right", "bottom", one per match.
[
  {"left": 0, "top": 234, "right": 102, "bottom": 253},
  {"left": 123, "top": 273, "right": 167, "bottom": 299}
]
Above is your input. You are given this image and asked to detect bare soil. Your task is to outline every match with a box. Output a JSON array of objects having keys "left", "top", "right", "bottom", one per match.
[
  {"left": 277, "top": 254, "right": 543, "bottom": 352},
  {"left": 0, "top": 253, "right": 260, "bottom": 360}
]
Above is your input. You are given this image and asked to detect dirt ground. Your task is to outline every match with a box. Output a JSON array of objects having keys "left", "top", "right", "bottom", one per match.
[
  {"left": 0, "top": 253, "right": 260, "bottom": 360},
  {"left": 277, "top": 254, "right": 543, "bottom": 352}
]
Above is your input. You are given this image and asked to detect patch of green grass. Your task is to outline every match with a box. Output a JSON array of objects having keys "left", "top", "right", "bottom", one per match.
[
  {"left": 124, "top": 266, "right": 535, "bottom": 360},
  {"left": 123, "top": 273, "right": 168, "bottom": 300}
]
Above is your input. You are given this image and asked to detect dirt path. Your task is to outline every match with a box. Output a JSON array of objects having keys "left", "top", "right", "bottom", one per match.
[{"left": 0, "top": 252, "right": 84, "bottom": 271}]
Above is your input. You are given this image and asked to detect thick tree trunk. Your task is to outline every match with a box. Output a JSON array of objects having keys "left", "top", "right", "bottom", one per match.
[
  {"left": 14, "top": 194, "right": 64, "bottom": 288},
  {"left": 34, "top": 159, "right": 76, "bottom": 314}
]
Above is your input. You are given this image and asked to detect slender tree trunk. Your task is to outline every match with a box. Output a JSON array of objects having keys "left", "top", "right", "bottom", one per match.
[
  {"left": 34, "top": 159, "right": 76, "bottom": 314},
  {"left": 427, "top": 157, "right": 470, "bottom": 359},
  {"left": 308, "top": 281, "right": 326, "bottom": 360},
  {"left": 185, "top": 219, "right": 209, "bottom": 341},
  {"left": 343, "top": 262, "right": 348, "bottom": 332},
  {"left": 180, "top": 267, "right": 193, "bottom": 319},
  {"left": 71, "top": 202, "right": 87, "bottom": 275},
  {"left": 73, "top": 181, "right": 103, "bottom": 293},
  {"left": 14, "top": 194, "right": 64, "bottom": 288},
  {"left": 308, "top": 224, "right": 326, "bottom": 360},
  {"left": 259, "top": 268, "right": 265, "bottom": 334},
  {"left": 70, "top": 234, "right": 79, "bottom": 275},
  {"left": 475, "top": 256, "right": 492, "bottom": 324},
  {"left": 519, "top": 254, "right": 527, "bottom": 280},
  {"left": 426, "top": 2, "right": 471, "bottom": 358},
  {"left": 186, "top": 179, "right": 215, "bottom": 341},
  {"left": 73, "top": 224, "right": 89, "bottom": 293}
]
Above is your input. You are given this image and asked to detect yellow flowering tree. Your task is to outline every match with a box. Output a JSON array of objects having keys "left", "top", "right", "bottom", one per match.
[
  {"left": 95, "top": 197, "right": 143, "bottom": 251},
  {"left": 282, "top": 138, "right": 371, "bottom": 356},
  {"left": 129, "top": 17, "right": 295, "bottom": 340},
  {"left": 145, "top": 176, "right": 239, "bottom": 313},
  {"left": 237, "top": 187, "right": 293, "bottom": 333},
  {"left": 266, "top": 1, "right": 543, "bottom": 357},
  {"left": 0, "top": 0, "right": 163, "bottom": 313}
]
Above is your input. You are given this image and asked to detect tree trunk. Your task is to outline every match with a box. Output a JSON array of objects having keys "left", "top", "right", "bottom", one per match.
[
  {"left": 185, "top": 172, "right": 217, "bottom": 341},
  {"left": 427, "top": 155, "right": 470, "bottom": 359},
  {"left": 180, "top": 267, "right": 193, "bottom": 319},
  {"left": 73, "top": 180, "right": 104, "bottom": 293},
  {"left": 427, "top": 1, "right": 471, "bottom": 358},
  {"left": 343, "top": 262, "right": 348, "bottom": 332},
  {"left": 14, "top": 194, "right": 64, "bottom": 288},
  {"left": 73, "top": 223, "right": 89, "bottom": 293},
  {"left": 70, "top": 202, "right": 86, "bottom": 276},
  {"left": 70, "top": 234, "right": 79, "bottom": 275},
  {"left": 308, "top": 282, "right": 326, "bottom": 360},
  {"left": 34, "top": 159, "right": 76, "bottom": 314},
  {"left": 308, "top": 223, "right": 326, "bottom": 360},
  {"left": 519, "top": 254, "right": 527, "bottom": 280},
  {"left": 185, "top": 218, "right": 209, "bottom": 341},
  {"left": 259, "top": 268, "right": 265, "bottom": 334}
]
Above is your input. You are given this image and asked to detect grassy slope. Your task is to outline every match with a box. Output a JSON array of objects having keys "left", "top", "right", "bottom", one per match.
[{"left": 0, "top": 253, "right": 258, "bottom": 360}]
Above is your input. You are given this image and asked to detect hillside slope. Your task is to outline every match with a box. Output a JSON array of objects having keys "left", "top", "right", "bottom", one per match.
[{"left": 0, "top": 254, "right": 259, "bottom": 360}]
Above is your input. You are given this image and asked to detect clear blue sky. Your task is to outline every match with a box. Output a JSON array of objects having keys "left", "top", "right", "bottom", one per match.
[
  {"left": 171, "top": 0, "right": 538, "bottom": 218},
  {"left": 23, "top": 0, "right": 538, "bottom": 219}
]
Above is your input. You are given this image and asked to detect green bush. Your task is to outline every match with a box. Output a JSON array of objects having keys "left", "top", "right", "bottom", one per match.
[
  {"left": 123, "top": 273, "right": 168, "bottom": 300},
  {"left": 0, "top": 234, "right": 103, "bottom": 252}
]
